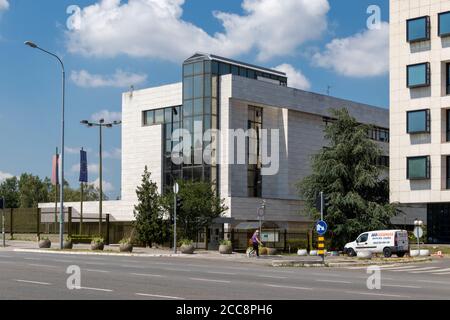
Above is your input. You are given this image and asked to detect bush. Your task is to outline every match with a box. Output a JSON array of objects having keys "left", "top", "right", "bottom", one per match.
[
  {"left": 91, "top": 237, "right": 104, "bottom": 244},
  {"left": 259, "top": 247, "right": 268, "bottom": 255},
  {"left": 220, "top": 240, "right": 232, "bottom": 246},
  {"left": 180, "top": 239, "right": 193, "bottom": 246},
  {"left": 286, "top": 239, "right": 308, "bottom": 251},
  {"left": 40, "top": 236, "right": 49, "bottom": 241},
  {"left": 119, "top": 237, "right": 132, "bottom": 245}
]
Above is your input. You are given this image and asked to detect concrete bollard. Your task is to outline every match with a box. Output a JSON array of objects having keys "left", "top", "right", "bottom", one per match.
[
  {"left": 297, "top": 249, "right": 308, "bottom": 256},
  {"left": 419, "top": 249, "right": 430, "bottom": 257},
  {"left": 357, "top": 251, "right": 372, "bottom": 259},
  {"left": 410, "top": 250, "right": 420, "bottom": 257},
  {"left": 309, "top": 250, "right": 318, "bottom": 256}
]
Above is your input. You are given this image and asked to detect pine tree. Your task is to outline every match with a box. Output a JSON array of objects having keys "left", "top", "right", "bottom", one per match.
[
  {"left": 133, "top": 166, "right": 168, "bottom": 247},
  {"left": 298, "top": 108, "right": 398, "bottom": 249}
]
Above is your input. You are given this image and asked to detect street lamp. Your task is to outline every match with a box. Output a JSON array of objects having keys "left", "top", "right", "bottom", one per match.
[
  {"left": 25, "top": 40, "right": 66, "bottom": 250},
  {"left": 80, "top": 118, "right": 121, "bottom": 236}
]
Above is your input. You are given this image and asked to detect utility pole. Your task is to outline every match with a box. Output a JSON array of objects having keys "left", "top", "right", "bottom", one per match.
[
  {"left": 1, "top": 197, "right": 5, "bottom": 247},
  {"left": 173, "top": 182, "right": 179, "bottom": 254}
]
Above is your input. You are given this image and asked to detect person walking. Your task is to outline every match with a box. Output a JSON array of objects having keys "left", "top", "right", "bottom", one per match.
[{"left": 250, "top": 230, "right": 263, "bottom": 258}]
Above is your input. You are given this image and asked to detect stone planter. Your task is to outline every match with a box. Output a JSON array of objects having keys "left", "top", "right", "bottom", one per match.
[
  {"left": 329, "top": 251, "right": 340, "bottom": 256},
  {"left": 63, "top": 241, "right": 73, "bottom": 250},
  {"left": 357, "top": 251, "right": 372, "bottom": 259},
  {"left": 91, "top": 242, "right": 104, "bottom": 251},
  {"left": 180, "top": 244, "right": 195, "bottom": 254},
  {"left": 410, "top": 250, "right": 420, "bottom": 257},
  {"left": 267, "top": 248, "right": 278, "bottom": 255},
  {"left": 309, "top": 250, "right": 318, "bottom": 256},
  {"left": 419, "top": 249, "right": 430, "bottom": 257},
  {"left": 38, "top": 239, "right": 51, "bottom": 249},
  {"left": 259, "top": 247, "right": 268, "bottom": 255},
  {"left": 219, "top": 245, "right": 232, "bottom": 254},
  {"left": 119, "top": 243, "right": 133, "bottom": 253},
  {"left": 297, "top": 249, "right": 308, "bottom": 256}
]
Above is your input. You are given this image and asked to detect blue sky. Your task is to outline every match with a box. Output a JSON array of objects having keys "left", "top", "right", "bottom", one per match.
[{"left": 0, "top": 0, "right": 389, "bottom": 198}]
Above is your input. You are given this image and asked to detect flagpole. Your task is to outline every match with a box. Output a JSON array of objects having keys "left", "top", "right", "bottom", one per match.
[
  {"left": 54, "top": 147, "right": 58, "bottom": 234},
  {"left": 80, "top": 149, "right": 84, "bottom": 235}
]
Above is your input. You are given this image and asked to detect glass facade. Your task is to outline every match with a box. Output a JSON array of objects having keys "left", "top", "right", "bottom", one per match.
[
  {"left": 247, "top": 106, "right": 263, "bottom": 197},
  {"left": 439, "top": 11, "right": 450, "bottom": 37},
  {"left": 427, "top": 203, "right": 450, "bottom": 244},
  {"left": 407, "top": 63, "right": 430, "bottom": 88},
  {"left": 407, "top": 156, "right": 430, "bottom": 180},
  {"left": 407, "top": 109, "right": 430, "bottom": 133},
  {"left": 407, "top": 16, "right": 430, "bottom": 42},
  {"left": 446, "top": 63, "right": 450, "bottom": 95}
]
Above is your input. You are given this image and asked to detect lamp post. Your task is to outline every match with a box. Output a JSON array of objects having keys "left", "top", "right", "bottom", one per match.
[
  {"left": 25, "top": 41, "right": 66, "bottom": 249},
  {"left": 80, "top": 119, "right": 121, "bottom": 236}
]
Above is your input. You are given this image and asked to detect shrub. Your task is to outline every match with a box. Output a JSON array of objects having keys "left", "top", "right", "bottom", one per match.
[
  {"left": 220, "top": 240, "right": 232, "bottom": 246},
  {"left": 180, "top": 239, "right": 193, "bottom": 246},
  {"left": 259, "top": 247, "right": 268, "bottom": 255},
  {"left": 286, "top": 239, "right": 308, "bottom": 251},
  {"left": 40, "top": 236, "right": 49, "bottom": 241},
  {"left": 91, "top": 237, "right": 104, "bottom": 244},
  {"left": 119, "top": 237, "right": 132, "bottom": 245}
]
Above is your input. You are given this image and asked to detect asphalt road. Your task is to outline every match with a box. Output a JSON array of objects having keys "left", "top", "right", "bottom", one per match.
[{"left": 0, "top": 251, "right": 449, "bottom": 300}]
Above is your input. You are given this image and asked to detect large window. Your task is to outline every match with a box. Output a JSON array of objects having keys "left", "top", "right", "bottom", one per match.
[
  {"left": 407, "top": 16, "right": 430, "bottom": 42},
  {"left": 407, "top": 109, "right": 430, "bottom": 133},
  {"left": 446, "top": 63, "right": 450, "bottom": 95},
  {"left": 439, "top": 11, "right": 450, "bottom": 37},
  {"left": 447, "top": 110, "right": 450, "bottom": 142},
  {"left": 407, "top": 156, "right": 430, "bottom": 180},
  {"left": 447, "top": 157, "right": 450, "bottom": 190},
  {"left": 247, "top": 106, "right": 262, "bottom": 198},
  {"left": 407, "top": 63, "right": 430, "bottom": 88}
]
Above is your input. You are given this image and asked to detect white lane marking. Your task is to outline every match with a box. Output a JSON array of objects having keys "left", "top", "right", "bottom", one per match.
[
  {"left": 346, "top": 264, "right": 399, "bottom": 270},
  {"left": 166, "top": 268, "right": 191, "bottom": 272},
  {"left": 207, "top": 271, "right": 237, "bottom": 276},
  {"left": 411, "top": 268, "right": 450, "bottom": 274},
  {"left": 417, "top": 279, "right": 450, "bottom": 284},
  {"left": 85, "top": 269, "right": 110, "bottom": 273},
  {"left": 28, "top": 264, "right": 59, "bottom": 269},
  {"left": 377, "top": 265, "right": 419, "bottom": 270},
  {"left": 23, "top": 258, "right": 42, "bottom": 261},
  {"left": 51, "top": 259, "right": 74, "bottom": 263},
  {"left": 432, "top": 272, "right": 450, "bottom": 275},
  {"left": 15, "top": 279, "right": 52, "bottom": 286},
  {"left": 264, "top": 284, "right": 312, "bottom": 290},
  {"left": 83, "top": 262, "right": 107, "bottom": 266},
  {"left": 345, "top": 291, "right": 410, "bottom": 298},
  {"left": 130, "top": 273, "right": 166, "bottom": 278},
  {"left": 0, "top": 255, "right": 13, "bottom": 258},
  {"left": 257, "top": 275, "right": 287, "bottom": 279},
  {"left": 79, "top": 287, "right": 113, "bottom": 292},
  {"left": 391, "top": 267, "right": 438, "bottom": 272},
  {"left": 189, "top": 278, "right": 231, "bottom": 284},
  {"left": 316, "top": 279, "right": 352, "bottom": 284},
  {"left": 119, "top": 264, "right": 146, "bottom": 269},
  {"left": 136, "top": 293, "right": 184, "bottom": 300},
  {"left": 383, "top": 284, "right": 422, "bottom": 289}
]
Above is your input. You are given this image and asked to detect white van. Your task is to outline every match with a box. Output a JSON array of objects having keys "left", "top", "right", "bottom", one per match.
[{"left": 344, "top": 230, "right": 409, "bottom": 258}]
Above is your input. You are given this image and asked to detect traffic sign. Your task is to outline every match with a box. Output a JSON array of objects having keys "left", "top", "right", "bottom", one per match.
[
  {"left": 316, "top": 220, "right": 328, "bottom": 236},
  {"left": 257, "top": 207, "right": 265, "bottom": 219},
  {"left": 173, "top": 182, "right": 179, "bottom": 194},
  {"left": 413, "top": 226, "right": 423, "bottom": 239}
]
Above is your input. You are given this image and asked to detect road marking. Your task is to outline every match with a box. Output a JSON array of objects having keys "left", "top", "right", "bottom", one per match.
[
  {"left": 79, "top": 287, "right": 113, "bottom": 292},
  {"left": 119, "top": 264, "right": 146, "bottom": 269},
  {"left": 189, "top": 278, "right": 231, "bottom": 284},
  {"left": 410, "top": 268, "right": 450, "bottom": 274},
  {"left": 166, "top": 268, "right": 191, "bottom": 272},
  {"left": 345, "top": 291, "right": 410, "bottom": 298},
  {"left": 432, "top": 272, "right": 450, "bottom": 275},
  {"left": 391, "top": 267, "right": 438, "bottom": 272},
  {"left": 315, "top": 279, "right": 352, "bottom": 284},
  {"left": 264, "top": 284, "right": 312, "bottom": 290},
  {"left": 382, "top": 284, "right": 422, "bottom": 289},
  {"left": 257, "top": 275, "right": 287, "bottom": 279},
  {"left": 0, "top": 255, "right": 12, "bottom": 258},
  {"left": 130, "top": 273, "right": 165, "bottom": 278},
  {"left": 207, "top": 271, "right": 237, "bottom": 275},
  {"left": 15, "top": 279, "right": 52, "bottom": 286},
  {"left": 345, "top": 264, "right": 398, "bottom": 270},
  {"left": 84, "top": 262, "right": 107, "bottom": 266},
  {"left": 24, "top": 258, "right": 42, "bottom": 261},
  {"left": 51, "top": 259, "right": 74, "bottom": 263},
  {"left": 28, "top": 264, "right": 59, "bottom": 269},
  {"left": 136, "top": 293, "right": 184, "bottom": 300},
  {"left": 417, "top": 279, "right": 450, "bottom": 285},
  {"left": 378, "top": 265, "right": 419, "bottom": 270},
  {"left": 85, "top": 269, "right": 110, "bottom": 273}
]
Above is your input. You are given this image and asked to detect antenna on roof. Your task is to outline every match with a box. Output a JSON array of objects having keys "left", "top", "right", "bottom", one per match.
[
  {"left": 326, "top": 85, "right": 331, "bottom": 96},
  {"left": 129, "top": 85, "right": 134, "bottom": 98}
]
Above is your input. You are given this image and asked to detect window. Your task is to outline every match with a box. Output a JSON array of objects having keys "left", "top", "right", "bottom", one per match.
[
  {"left": 407, "top": 16, "right": 430, "bottom": 42},
  {"left": 247, "top": 106, "right": 263, "bottom": 197},
  {"left": 407, "top": 109, "right": 430, "bottom": 133},
  {"left": 144, "top": 110, "right": 154, "bottom": 126},
  {"left": 447, "top": 110, "right": 450, "bottom": 142},
  {"left": 407, "top": 156, "right": 430, "bottom": 180},
  {"left": 407, "top": 63, "right": 430, "bottom": 88},
  {"left": 357, "top": 233, "right": 368, "bottom": 243},
  {"left": 439, "top": 11, "right": 450, "bottom": 37},
  {"left": 376, "top": 156, "right": 390, "bottom": 168},
  {"left": 447, "top": 156, "right": 450, "bottom": 189},
  {"left": 446, "top": 63, "right": 450, "bottom": 95}
]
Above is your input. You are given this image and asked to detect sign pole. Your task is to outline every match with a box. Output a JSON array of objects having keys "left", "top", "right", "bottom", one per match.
[
  {"left": 173, "top": 182, "right": 179, "bottom": 254},
  {"left": 320, "top": 191, "right": 324, "bottom": 221},
  {"left": 1, "top": 198, "right": 5, "bottom": 247}
]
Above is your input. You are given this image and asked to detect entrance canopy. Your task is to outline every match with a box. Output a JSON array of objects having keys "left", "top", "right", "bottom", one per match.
[{"left": 234, "top": 221, "right": 280, "bottom": 230}]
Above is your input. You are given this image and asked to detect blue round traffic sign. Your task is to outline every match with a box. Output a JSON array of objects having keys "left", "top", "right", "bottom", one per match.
[{"left": 316, "top": 220, "right": 328, "bottom": 235}]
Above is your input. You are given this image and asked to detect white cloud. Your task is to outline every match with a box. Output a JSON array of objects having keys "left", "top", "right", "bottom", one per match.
[
  {"left": 312, "top": 22, "right": 389, "bottom": 78},
  {"left": 71, "top": 69, "right": 147, "bottom": 88},
  {"left": 103, "top": 148, "right": 121, "bottom": 160},
  {"left": 274, "top": 64, "right": 311, "bottom": 90},
  {"left": 66, "top": 0, "right": 329, "bottom": 62},
  {"left": 71, "top": 163, "right": 100, "bottom": 174},
  {"left": 0, "top": 0, "right": 9, "bottom": 11},
  {"left": 0, "top": 170, "right": 13, "bottom": 182},
  {"left": 91, "top": 110, "right": 121, "bottom": 123},
  {"left": 65, "top": 147, "right": 82, "bottom": 154},
  {"left": 90, "top": 178, "right": 114, "bottom": 192}
]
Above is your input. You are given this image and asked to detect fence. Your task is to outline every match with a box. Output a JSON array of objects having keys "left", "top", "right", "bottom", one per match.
[{"left": 0, "top": 207, "right": 133, "bottom": 244}]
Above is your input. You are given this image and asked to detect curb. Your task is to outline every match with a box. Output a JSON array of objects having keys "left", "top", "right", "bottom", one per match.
[{"left": 272, "top": 257, "right": 433, "bottom": 268}]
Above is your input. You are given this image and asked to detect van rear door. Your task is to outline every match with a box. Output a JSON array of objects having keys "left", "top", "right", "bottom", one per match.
[{"left": 395, "top": 230, "right": 409, "bottom": 251}]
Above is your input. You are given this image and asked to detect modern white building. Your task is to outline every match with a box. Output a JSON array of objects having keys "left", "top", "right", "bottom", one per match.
[
  {"left": 390, "top": 0, "right": 450, "bottom": 243},
  {"left": 41, "top": 53, "right": 398, "bottom": 244}
]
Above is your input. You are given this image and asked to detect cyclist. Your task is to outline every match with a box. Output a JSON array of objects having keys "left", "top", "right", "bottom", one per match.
[{"left": 248, "top": 230, "right": 263, "bottom": 258}]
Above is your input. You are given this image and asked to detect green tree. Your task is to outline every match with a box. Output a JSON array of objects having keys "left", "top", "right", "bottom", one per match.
[
  {"left": 164, "top": 180, "right": 228, "bottom": 241},
  {"left": 43, "top": 177, "right": 106, "bottom": 202},
  {"left": 133, "top": 166, "right": 168, "bottom": 247},
  {"left": 18, "top": 173, "right": 49, "bottom": 208},
  {"left": 0, "top": 176, "right": 20, "bottom": 208},
  {"left": 298, "top": 108, "right": 397, "bottom": 249}
]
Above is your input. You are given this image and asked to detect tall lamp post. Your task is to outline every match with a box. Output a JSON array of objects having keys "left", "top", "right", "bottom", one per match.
[
  {"left": 80, "top": 118, "right": 121, "bottom": 236},
  {"left": 25, "top": 41, "right": 66, "bottom": 249}
]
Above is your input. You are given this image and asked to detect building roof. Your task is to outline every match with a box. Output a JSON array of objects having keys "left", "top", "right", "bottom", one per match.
[{"left": 184, "top": 52, "right": 286, "bottom": 78}]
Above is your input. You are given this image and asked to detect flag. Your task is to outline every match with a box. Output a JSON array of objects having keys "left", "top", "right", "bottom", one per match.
[
  {"left": 79, "top": 149, "right": 88, "bottom": 183},
  {"left": 51, "top": 154, "right": 59, "bottom": 186}
]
